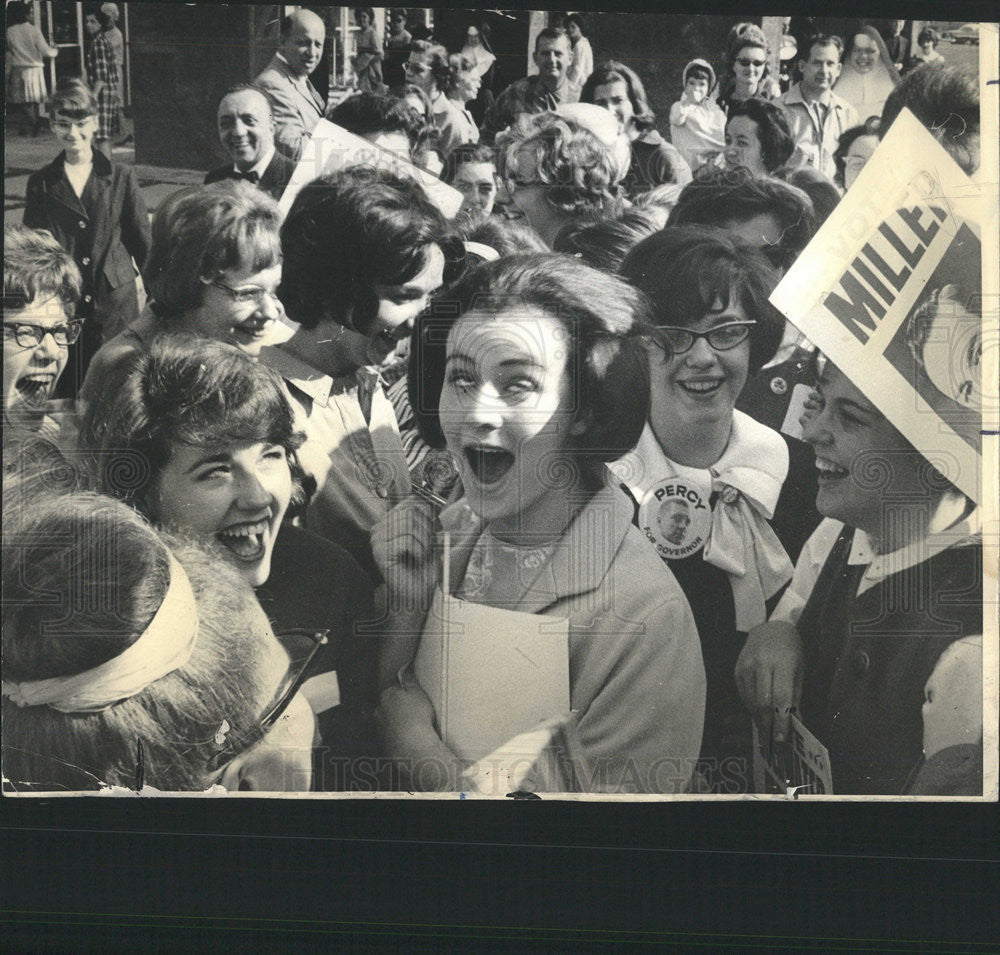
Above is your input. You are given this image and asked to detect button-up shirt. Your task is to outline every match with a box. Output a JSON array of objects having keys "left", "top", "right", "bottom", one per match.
[
  {"left": 260, "top": 345, "right": 412, "bottom": 574},
  {"left": 781, "top": 83, "right": 859, "bottom": 181}
]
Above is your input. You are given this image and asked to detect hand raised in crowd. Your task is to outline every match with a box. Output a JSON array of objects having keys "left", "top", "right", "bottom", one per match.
[
  {"left": 734, "top": 620, "right": 804, "bottom": 745},
  {"left": 371, "top": 494, "right": 444, "bottom": 611}
]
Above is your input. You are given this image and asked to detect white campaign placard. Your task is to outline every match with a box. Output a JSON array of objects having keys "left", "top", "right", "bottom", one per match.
[
  {"left": 278, "top": 119, "right": 464, "bottom": 219},
  {"left": 770, "top": 109, "right": 989, "bottom": 502}
]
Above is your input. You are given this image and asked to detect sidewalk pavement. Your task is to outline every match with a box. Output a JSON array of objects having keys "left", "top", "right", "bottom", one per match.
[{"left": 3, "top": 122, "right": 205, "bottom": 230}]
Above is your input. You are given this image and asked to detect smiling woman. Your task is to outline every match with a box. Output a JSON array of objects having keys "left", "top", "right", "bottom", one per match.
[
  {"left": 79, "top": 336, "right": 381, "bottom": 787},
  {"left": 78, "top": 180, "right": 284, "bottom": 406},
  {"left": 616, "top": 226, "right": 821, "bottom": 792}
]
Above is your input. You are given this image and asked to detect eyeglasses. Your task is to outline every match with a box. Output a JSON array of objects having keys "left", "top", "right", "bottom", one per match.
[
  {"left": 403, "top": 61, "right": 430, "bottom": 75},
  {"left": 649, "top": 321, "right": 756, "bottom": 355},
  {"left": 736, "top": 57, "right": 766, "bottom": 68},
  {"left": 205, "top": 628, "right": 329, "bottom": 774},
  {"left": 3, "top": 320, "right": 83, "bottom": 348},
  {"left": 50, "top": 118, "right": 95, "bottom": 133},
  {"left": 210, "top": 279, "right": 282, "bottom": 308}
]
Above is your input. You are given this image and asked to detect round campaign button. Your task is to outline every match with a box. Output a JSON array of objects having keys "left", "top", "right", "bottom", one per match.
[
  {"left": 637, "top": 478, "right": 713, "bottom": 560},
  {"left": 770, "top": 376, "right": 788, "bottom": 395}
]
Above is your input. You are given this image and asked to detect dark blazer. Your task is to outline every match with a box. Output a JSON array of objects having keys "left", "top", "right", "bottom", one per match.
[
  {"left": 24, "top": 149, "right": 151, "bottom": 395},
  {"left": 204, "top": 149, "right": 296, "bottom": 202}
]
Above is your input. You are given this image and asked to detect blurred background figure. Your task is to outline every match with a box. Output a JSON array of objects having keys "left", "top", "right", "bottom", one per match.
[
  {"left": 669, "top": 59, "right": 726, "bottom": 173},
  {"left": 564, "top": 13, "right": 593, "bottom": 102},
  {"left": 5, "top": 0, "right": 58, "bottom": 136},
  {"left": 352, "top": 6, "right": 383, "bottom": 92},
  {"left": 83, "top": 3, "right": 121, "bottom": 156}
]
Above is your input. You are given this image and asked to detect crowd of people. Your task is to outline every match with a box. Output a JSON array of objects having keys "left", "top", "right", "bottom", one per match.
[{"left": 2, "top": 12, "right": 986, "bottom": 796}]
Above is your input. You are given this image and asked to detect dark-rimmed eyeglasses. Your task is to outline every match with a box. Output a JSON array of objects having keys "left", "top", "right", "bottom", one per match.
[
  {"left": 210, "top": 279, "right": 282, "bottom": 308},
  {"left": 50, "top": 117, "right": 96, "bottom": 133},
  {"left": 205, "top": 628, "right": 329, "bottom": 774},
  {"left": 649, "top": 321, "right": 756, "bottom": 356},
  {"left": 3, "top": 320, "right": 83, "bottom": 348}
]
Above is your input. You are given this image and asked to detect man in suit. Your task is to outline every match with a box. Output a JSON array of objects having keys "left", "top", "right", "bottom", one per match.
[
  {"left": 253, "top": 9, "right": 326, "bottom": 162},
  {"left": 205, "top": 85, "right": 294, "bottom": 201}
]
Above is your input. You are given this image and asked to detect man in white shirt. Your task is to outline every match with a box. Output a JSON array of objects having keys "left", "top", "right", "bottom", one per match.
[
  {"left": 253, "top": 9, "right": 326, "bottom": 162},
  {"left": 781, "top": 35, "right": 859, "bottom": 180},
  {"left": 204, "top": 85, "right": 295, "bottom": 201}
]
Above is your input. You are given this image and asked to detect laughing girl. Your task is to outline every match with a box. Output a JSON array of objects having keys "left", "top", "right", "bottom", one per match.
[{"left": 374, "top": 254, "right": 706, "bottom": 794}]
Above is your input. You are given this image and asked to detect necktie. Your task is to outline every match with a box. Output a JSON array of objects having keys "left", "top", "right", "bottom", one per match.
[{"left": 234, "top": 169, "right": 260, "bottom": 184}]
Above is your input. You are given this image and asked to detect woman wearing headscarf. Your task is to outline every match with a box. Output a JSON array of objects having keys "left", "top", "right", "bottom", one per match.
[{"left": 834, "top": 26, "right": 899, "bottom": 123}]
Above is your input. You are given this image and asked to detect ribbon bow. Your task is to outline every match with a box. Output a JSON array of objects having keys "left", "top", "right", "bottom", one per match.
[
  {"left": 701, "top": 476, "right": 794, "bottom": 632},
  {"left": 234, "top": 169, "right": 260, "bottom": 184}
]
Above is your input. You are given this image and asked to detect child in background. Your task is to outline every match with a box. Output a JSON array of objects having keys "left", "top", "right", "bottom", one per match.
[
  {"left": 3, "top": 225, "right": 82, "bottom": 455},
  {"left": 670, "top": 59, "right": 726, "bottom": 173},
  {"left": 24, "top": 77, "right": 151, "bottom": 399}
]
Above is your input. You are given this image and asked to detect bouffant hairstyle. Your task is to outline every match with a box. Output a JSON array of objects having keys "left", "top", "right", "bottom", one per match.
[
  {"left": 668, "top": 167, "right": 816, "bottom": 273},
  {"left": 497, "top": 113, "right": 625, "bottom": 217},
  {"left": 142, "top": 181, "right": 282, "bottom": 322},
  {"left": 2, "top": 493, "right": 272, "bottom": 792},
  {"left": 4, "top": 225, "right": 82, "bottom": 313},
  {"left": 79, "top": 335, "right": 305, "bottom": 516},
  {"left": 278, "top": 167, "right": 461, "bottom": 332},
  {"left": 620, "top": 225, "right": 786, "bottom": 375},
  {"left": 552, "top": 208, "right": 665, "bottom": 274},
  {"left": 409, "top": 39, "right": 451, "bottom": 93},
  {"left": 580, "top": 61, "right": 656, "bottom": 132},
  {"left": 409, "top": 253, "right": 652, "bottom": 465},
  {"left": 725, "top": 97, "right": 795, "bottom": 172}
]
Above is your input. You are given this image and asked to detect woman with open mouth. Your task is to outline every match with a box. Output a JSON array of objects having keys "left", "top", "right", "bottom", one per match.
[
  {"left": 373, "top": 254, "right": 706, "bottom": 794},
  {"left": 79, "top": 335, "right": 379, "bottom": 789},
  {"left": 3, "top": 225, "right": 82, "bottom": 450},
  {"left": 615, "top": 226, "right": 820, "bottom": 792},
  {"left": 80, "top": 180, "right": 284, "bottom": 406}
]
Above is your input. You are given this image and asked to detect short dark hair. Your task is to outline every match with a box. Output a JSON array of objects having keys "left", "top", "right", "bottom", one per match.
[
  {"left": 409, "top": 253, "right": 652, "bottom": 465},
  {"left": 726, "top": 97, "right": 795, "bottom": 172},
  {"left": 917, "top": 27, "right": 939, "bottom": 46},
  {"left": 581, "top": 61, "right": 656, "bottom": 132},
  {"left": 4, "top": 225, "right": 82, "bottom": 313},
  {"left": 221, "top": 83, "right": 274, "bottom": 119},
  {"left": 727, "top": 23, "right": 769, "bottom": 61},
  {"left": 441, "top": 142, "right": 495, "bottom": 185},
  {"left": 79, "top": 335, "right": 304, "bottom": 515},
  {"left": 776, "top": 166, "right": 841, "bottom": 227},
  {"left": 803, "top": 34, "right": 844, "bottom": 61},
  {"left": 534, "top": 27, "right": 570, "bottom": 53},
  {"left": 668, "top": 167, "right": 816, "bottom": 272},
  {"left": 552, "top": 208, "right": 664, "bottom": 274},
  {"left": 389, "top": 8, "right": 407, "bottom": 21},
  {"left": 833, "top": 116, "right": 882, "bottom": 187},
  {"left": 880, "top": 64, "right": 980, "bottom": 175},
  {"left": 454, "top": 209, "right": 548, "bottom": 256},
  {"left": 564, "top": 13, "right": 587, "bottom": 35},
  {"left": 328, "top": 92, "right": 423, "bottom": 151},
  {"left": 354, "top": 6, "right": 375, "bottom": 21},
  {"left": 50, "top": 76, "right": 97, "bottom": 119},
  {"left": 621, "top": 225, "right": 786, "bottom": 375},
  {"left": 142, "top": 181, "right": 282, "bottom": 321},
  {"left": 279, "top": 167, "right": 460, "bottom": 332}
]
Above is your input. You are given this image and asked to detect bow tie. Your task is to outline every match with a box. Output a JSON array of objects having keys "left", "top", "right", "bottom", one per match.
[{"left": 234, "top": 169, "right": 260, "bottom": 184}]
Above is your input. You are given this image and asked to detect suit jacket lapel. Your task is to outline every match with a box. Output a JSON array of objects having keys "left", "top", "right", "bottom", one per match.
[{"left": 45, "top": 155, "right": 88, "bottom": 219}]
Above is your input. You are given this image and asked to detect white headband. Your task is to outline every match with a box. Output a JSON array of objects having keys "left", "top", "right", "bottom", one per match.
[{"left": 2, "top": 552, "right": 199, "bottom": 714}]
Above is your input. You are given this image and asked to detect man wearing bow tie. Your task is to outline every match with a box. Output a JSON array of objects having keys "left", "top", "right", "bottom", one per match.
[
  {"left": 253, "top": 9, "right": 326, "bottom": 162},
  {"left": 205, "top": 85, "right": 294, "bottom": 201}
]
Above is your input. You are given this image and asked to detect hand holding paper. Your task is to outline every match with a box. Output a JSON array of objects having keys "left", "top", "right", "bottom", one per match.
[{"left": 735, "top": 620, "right": 803, "bottom": 745}]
